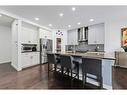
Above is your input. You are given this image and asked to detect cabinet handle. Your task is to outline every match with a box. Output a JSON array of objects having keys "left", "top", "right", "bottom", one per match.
[
  {"left": 31, "top": 56, "right": 33, "bottom": 59},
  {"left": 94, "top": 41, "right": 97, "bottom": 43}
]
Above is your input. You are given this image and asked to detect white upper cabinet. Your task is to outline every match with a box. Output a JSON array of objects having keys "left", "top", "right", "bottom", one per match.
[
  {"left": 21, "top": 27, "right": 38, "bottom": 44},
  {"left": 39, "top": 28, "right": 52, "bottom": 39},
  {"left": 88, "top": 23, "right": 104, "bottom": 44},
  {"left": 21, "top": 22, "right": 39, "bottom": 44},
  {"left": 67, "top": 29, "right": 78, "bottom": 45}
]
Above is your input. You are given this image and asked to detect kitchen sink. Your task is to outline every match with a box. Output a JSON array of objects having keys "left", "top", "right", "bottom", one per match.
[
  {"left": 85, "top": 51, "right": 104, "bottom": 55},
  {"left": 85, "top": 52, "right": 104, "bottom": 56}
]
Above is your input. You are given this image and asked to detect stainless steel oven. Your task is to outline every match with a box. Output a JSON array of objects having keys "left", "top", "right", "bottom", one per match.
[{"left": 21, "top": 44, "right": 37, "bottom": 52}]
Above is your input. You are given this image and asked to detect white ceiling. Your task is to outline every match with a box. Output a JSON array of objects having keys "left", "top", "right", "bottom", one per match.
[
  {"left": 0, "top": 14, "right": 14, "bottom": 27},
  {"left": 0, "top": 6, "right": 127, "bottom": 30}
]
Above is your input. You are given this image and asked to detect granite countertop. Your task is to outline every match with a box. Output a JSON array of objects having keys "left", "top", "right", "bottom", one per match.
[
  {"left": 21, "top": 51, "right": 40, "bottom": 53},
  {"left": 56, "top": 52, "right": 115, "bottom": 60}
]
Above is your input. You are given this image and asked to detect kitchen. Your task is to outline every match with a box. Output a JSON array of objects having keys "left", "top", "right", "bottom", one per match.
[{"left": 0, "top": 6, "right": 127, "bottom": 89}]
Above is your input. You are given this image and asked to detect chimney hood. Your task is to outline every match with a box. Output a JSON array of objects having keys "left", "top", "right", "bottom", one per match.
[{"left": 78, "top": 27, "right": 88, "bottom": 42}]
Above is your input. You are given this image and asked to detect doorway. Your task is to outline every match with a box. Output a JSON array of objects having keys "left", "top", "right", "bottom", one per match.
[
  {"left": 56, "top": 38, "right": 61, "bottom": 53},
  {"left": 0, "top": 14, "right": 15, "bottom": 71}
]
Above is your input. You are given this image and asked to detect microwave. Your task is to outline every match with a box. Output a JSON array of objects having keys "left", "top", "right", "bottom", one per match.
[{"left": 21, "top": 44, "right": 37, "bottom": 52}]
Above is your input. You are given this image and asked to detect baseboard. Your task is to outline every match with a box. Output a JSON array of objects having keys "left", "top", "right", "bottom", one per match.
[
  {"left": 11, "top": 63, "right": 22, "bottom": 71},
  {"left": 103, "top": 84, "right": 112, "bottom": 89},
  {"left": 113, "top": 65, "right": 127, "bottom": 69},
  {"left": 118, "top": 66, "right": 127, "bottom": 69},
  {"left": 0, "top": 61, "right": 11, "bottom": 64},
  {"left": 86, "top": 78, "right": 112, "bottom": 89},
  {"left": 113, "top": 65, "right": 120, "bottom": 67}
]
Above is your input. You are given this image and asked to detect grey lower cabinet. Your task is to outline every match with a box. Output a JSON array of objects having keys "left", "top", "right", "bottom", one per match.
[
  {"left": 102, "top": 59, "right": 114, "bottom": 89},
  {"left": 78, "top": 59, "right": 114, "bottom": 89}
]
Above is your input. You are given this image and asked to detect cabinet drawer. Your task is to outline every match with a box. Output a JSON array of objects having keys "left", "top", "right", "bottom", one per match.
[
  {"left": 21, "top": 52, "right": 39, "bottom": 68},
  {"left": 21, "top": 53, "right": 32, "bottom": 68},
  {"left": 32, "top": 52, "right": 39, "bottom": 65}
]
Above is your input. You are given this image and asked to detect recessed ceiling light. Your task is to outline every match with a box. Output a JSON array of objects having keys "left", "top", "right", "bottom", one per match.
[
  {"left": 59, "top": 13, "right": 64, "bottom": 17},
  {"left": 68, "top": 25, "right": 71, "bottom": 28},
  {"left": 48, "top": 24, "right": 52, "bottom": 27},
  {"left": 77, "top": 22, "right": 81, "bottom": 25},
  {"left": 72, "top": 7, "right": 76, "bottom": 11},
  {"left": 34, "top": 17, "right": 39, "bottom": 21},
  {"left": 0, "top": 14, "right": 2, "bottom": 17},
  {"left": 90, "top": 19, "right": 94, "bottom": 22}
]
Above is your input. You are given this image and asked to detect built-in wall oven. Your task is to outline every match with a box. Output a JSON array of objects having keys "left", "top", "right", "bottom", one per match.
[{"left": 21, "top": 44, "right": 37, "bottom": 52}]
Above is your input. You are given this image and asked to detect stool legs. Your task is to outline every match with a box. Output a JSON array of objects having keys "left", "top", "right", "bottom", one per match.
[
  {"left": 77, "top": 64, "right": 79, "bottom": 80},
  {"left": 70, "top": 69, "right": 73, "bottom": 88},
  {"left": 48, "top": 63, "right": 50, "bottom": 78}
]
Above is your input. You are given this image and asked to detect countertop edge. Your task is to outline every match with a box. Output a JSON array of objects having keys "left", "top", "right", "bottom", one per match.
[
  {"left": 21, "top": 51, "right": 40, "bottom": 53},
  {"left": 55, "top": 52, "right": 116, "bottom": 60}
]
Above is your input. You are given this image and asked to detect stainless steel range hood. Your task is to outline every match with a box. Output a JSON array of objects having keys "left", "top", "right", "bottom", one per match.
[{"left": 78, "top": 27, "right": 88, "bottom": 42}]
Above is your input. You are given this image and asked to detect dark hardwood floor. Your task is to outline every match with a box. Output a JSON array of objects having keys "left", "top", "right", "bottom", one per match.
[
  {"left": 112, "top": 66, "right": 127, "bottom": 89},
  {"left": 0, "top": 63, "right": 127, "bottom": 89}
]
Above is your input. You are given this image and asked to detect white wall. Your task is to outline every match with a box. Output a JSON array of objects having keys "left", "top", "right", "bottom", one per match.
[
  {"left": 105, "top": 18, "right": 127, "bottom": 55},
  {"left": 52, "top": 29, "right": 67, "bottom": 53},
  {"left": 22, "top": 21, "right": 38, "bottom": 31},
  {"left": 0, "top": 24, "right": 11, "bottom": 64}
]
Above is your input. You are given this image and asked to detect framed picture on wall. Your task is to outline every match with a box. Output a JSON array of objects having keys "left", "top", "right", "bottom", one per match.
[
  {"left": 121, "top": 28, "right": 127, "bottom": 52},
  {"left": 121, "top": 28, "right": 127, "bottom": 47}
]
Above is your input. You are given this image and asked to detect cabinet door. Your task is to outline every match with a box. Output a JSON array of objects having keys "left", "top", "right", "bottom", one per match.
[
  {"left": 21, "top": 52, "right": 39, "bottom": 68},
  {"left": 102, "top": 59, "right": 114, "bottom": 88},
  {"left": 32, "top": 52, "right": 39, "bottom": 65},
  {"left": 21, "top": 27, "right": 38, "bottom": 44},
  {"left": 39, "top": 29, "right": 52, "bottom": 39},
  {"left": 88, "top": 23, "right": 104, "bottom": 44},
  {"left": 95, "top": 24, "right": 104, "bottom": 44},
  {"left": 88, "top": 26, "right": 96, "bottom": 44},
  {"left": 21, "top": 53, "right": 32, "bottom": 68},
  {"left": 30, "top": 30, "right": 38, "bottom": 44},
  {"left": 67, "top": 29, "right": 78, "bottom": 45},
  {"left": 21, "top": 27, "right": 30, "bottom": 43}
]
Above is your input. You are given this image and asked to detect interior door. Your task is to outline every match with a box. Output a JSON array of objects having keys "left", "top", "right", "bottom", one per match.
[{"left": 56, "top": 38, "right": 61, "bottom": 53}]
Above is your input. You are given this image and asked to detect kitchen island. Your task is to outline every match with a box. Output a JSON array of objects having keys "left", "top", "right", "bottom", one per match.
[{"left": 55, "top": 52, "right": 115, "bottom": 89}]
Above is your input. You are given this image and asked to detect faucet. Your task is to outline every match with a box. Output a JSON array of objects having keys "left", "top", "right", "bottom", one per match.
[
  {"left": 72, "top": 45, "right": 76, "bottom": 53},
  {"left": 95, "top": 45, "right": 99, "bottom": 52}
]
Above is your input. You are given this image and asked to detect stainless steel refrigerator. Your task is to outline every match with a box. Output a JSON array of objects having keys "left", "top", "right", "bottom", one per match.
[{"left": 40, "top": 38, "right": 53, "bottom": 64}]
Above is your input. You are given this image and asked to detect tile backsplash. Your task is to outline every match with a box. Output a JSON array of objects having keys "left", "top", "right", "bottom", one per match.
[{"left": 66, "top": 43, "right": 104, "bottom": 52}]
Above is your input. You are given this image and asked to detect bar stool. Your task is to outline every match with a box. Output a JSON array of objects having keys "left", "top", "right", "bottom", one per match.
[
  {"left": 60, "top": 54, "right": 79, "bottom": 87},
  {"left": 71, "top": 55, "right": 82, "bottom": 80},
  {"left": 47, "top": 53, "right": 60, "bottom": 78},
  {"left": 82, "top": 57, "right": 103, "bottom": 88},
  {"left": 55, "top": 53, "right": 62, "bottom": 73}
]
